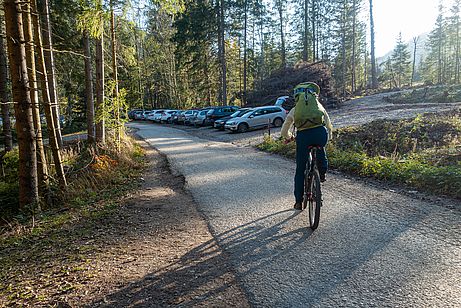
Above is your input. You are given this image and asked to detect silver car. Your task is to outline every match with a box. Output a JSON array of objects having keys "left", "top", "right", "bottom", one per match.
[
  {"left": 224, "top": 106, "right": 287, "bottom": 133},
  {"left": 192, "top": 109, "right": 211, "bottom": 127}
]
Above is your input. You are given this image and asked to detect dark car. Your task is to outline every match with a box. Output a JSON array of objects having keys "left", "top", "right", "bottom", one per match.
[
  {"left": 128, "top": 109, "right": 143, "bottom": 120},
  {"left": 205, "top": 106, "right": 240, "bottom": 126},
  {"left": 213, "top": 108, "right": 252, "bottom": 130}
]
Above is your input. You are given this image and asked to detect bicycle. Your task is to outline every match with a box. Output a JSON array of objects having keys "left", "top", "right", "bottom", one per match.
[{"left": 302, "top": 145, "right": 323, "bottom": 230}]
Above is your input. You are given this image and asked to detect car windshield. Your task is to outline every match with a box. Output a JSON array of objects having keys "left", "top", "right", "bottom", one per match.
[
  {"left": 232, "top": 109, "right": 251, "bottom": 117},
  {"left": 241, "top": 111, "right": 256, "bottom": 118}
]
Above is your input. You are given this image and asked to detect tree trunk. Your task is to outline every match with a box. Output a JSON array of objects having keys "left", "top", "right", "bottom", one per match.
[
  {"left": 83, "top": 31, "right": 95, "bottom": 144},
  {"left": 369, "top": 0, "right": 378, "bottom": 89},
  {"left": 24, "top": 0, "right": 49, "bottom": 203},
  {"left": 411, "top": 36, "right": 419, "bottom": 86},
  {"left": 243, "top": 0, "right": 248, "bottom": 105},
  {"left": 341, "top": 0, "right": 347, "bottom": 96},
  {"left": 31, "top": 0, "right": 67, "bottom": 188},
  {"left": 110, "top": 1, "right": 120, "bottom": 150},
  {"left": 219, "top": 0, "right": 227, "bottom": 105},
  {"left": 302, "top": 0, "right": 309, "bottom": 62},
  {"left": 4, "top": 0, "right": 39, "bottom": 208},
  {"left": 39, "top": 0, "right": 63, "bottom": 148},
  {"left": 95, "top": 35, "right": 105, "bottom": 143},
  {"left": 276, "top": 1, "right": 286, "bottom": 69},
  {"left": 351, "top": 0, "right": 357, "bottom": 94},
  {"left": 311, "top": 0, "right": 316, "bottom": 61},
  {"left": 0, "top": 13, "right": 13, "bottom": 152}
]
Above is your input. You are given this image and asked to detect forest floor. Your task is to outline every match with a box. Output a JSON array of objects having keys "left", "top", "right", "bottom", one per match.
[{"left": 0, "top": 139, "right": 249, "bottom": 307}]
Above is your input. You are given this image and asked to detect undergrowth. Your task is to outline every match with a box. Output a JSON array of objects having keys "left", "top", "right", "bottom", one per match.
[
  {"left": 0, "top": 136, "right": 146, "bottom": 238},
  {"left": 258, "top": 110, "right": 461, "bottom": 198},
  {"left": 0, "top": 136, "right": 146, "bottom": 305}
]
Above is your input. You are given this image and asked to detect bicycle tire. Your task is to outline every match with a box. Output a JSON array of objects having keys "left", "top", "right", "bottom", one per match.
[
  {"left": 302, "top": 173, "right": 310, "bottom": 210},
  {"left": 308, "top": 169, "right": 322, "bottom": 230}
]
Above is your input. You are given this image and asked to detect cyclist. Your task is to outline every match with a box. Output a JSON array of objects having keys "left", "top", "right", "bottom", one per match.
[{"left": 281, "top": 82, "right": 333, "bottom": 210}]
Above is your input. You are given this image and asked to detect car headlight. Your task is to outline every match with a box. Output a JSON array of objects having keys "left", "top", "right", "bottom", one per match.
[{"left": 227, "top": 121, "right": 235, "bottom": 125}]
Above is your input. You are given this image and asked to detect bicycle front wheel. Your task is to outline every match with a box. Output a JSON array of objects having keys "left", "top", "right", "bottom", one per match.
[{"left": 308, "top": 169, "right": 322, "bottom": 230}]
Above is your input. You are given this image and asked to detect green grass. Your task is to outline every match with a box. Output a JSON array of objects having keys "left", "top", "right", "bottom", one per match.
[{"left": 258, "top": 110, "right": 461, "bottom": 198}]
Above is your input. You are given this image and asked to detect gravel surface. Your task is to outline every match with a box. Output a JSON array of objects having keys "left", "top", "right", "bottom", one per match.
[{"left": 132, "top": 120, "right": 461, "bottom": 308}]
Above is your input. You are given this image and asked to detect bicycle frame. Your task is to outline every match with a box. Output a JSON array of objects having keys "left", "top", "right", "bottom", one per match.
[{"left": 303, "top": 145, "right": 322, "bottom": 230}]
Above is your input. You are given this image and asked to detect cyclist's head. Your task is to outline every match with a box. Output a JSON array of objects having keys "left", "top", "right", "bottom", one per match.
[
  {"left": 293, "top": 82, "right": 320, "bottom": 97},
  {"left": 305, "top": 82, "right": 320, "bottom": 95}
]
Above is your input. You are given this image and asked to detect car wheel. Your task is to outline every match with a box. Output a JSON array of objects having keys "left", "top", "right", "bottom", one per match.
[
  {"left": 237, "top": 123, "right": 249, "bottom": 133},
  {"left": 273, "top": 117, "right": 283, "bottom": 127}
]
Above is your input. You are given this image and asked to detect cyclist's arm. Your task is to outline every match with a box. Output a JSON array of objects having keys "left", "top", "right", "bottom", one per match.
[
  {"left": 318, "top": 103, "right": 333, "bottom": 140},
  {"left": 323, "top": 110, "right": 333, "bottom": 140},
  {"left": 281, "top": 108, "right": 295, "bottom": 139}
]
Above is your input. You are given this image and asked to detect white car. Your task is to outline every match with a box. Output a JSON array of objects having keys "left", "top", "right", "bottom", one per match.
[
  {"left": 160, "top": 110, "right": 179, "bottom": 123},
  {"left": 147, "top": 110, "right": 164, "bottom": 122},
  {"left": 184, "top": 110, "right": 199, "bottom": 125},
  {"left": 142, "top": 110, "right": 154, "bottom": 120},
  {"left": 224, "top": 106, "right": 287, "bottom": 133}
]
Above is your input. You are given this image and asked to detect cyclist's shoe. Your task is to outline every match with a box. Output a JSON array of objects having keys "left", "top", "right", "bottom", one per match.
[
  {"left": 320, "top": 173, "right": 326, "bottom": 182},
  {"left": 294, "top": 202, "right": 302, "bottom": 210}
]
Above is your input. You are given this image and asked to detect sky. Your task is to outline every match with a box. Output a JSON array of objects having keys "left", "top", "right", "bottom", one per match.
[{"left": 372, "top": 0, "right": 440, "bottom": 57}]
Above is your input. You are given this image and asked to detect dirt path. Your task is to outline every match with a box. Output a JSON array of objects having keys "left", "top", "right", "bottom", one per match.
[{"left": 0, "top": 141, "right": 249, "bottom": 307}]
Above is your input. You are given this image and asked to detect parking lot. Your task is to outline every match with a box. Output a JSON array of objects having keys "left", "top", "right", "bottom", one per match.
[{"left": 129, "top": 106, "right": 287, "bottom": 147}]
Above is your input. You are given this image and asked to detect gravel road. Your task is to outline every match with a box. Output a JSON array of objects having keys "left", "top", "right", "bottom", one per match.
[{"left": 131, "top": 118, "right": 461, "bottom": 307}]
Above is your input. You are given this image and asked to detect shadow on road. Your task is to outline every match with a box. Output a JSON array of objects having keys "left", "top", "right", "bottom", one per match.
[{"left": 89, "top": 210, "right": 309, "bottom": 307}]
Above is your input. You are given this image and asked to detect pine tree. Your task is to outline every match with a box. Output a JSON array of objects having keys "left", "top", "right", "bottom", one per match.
[{"left": 391, "top": 33, "right": 412, "bottom": 88}]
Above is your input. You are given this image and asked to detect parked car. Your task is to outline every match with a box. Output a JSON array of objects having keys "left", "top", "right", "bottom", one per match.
[
  {"left": 142, "top": 110, "right": 154, "bottom": 120},
  {"left": 176, "top": 110, "right": 187, "bottom": 124},
  {"left": 192, "top": 109, "right": 213, "bottom": 127},
  {"left": 169, "top": 110, "right": 182, "bottom": 124},
  {"left": 160, "top": 110, "right": 179, "bottom": 123},
  {"left": 224, "top": 106, "right": 287, "bottom": 133},
  {"left": 205, "top": 106, "right": 240, "bottom": 126},
  {"left": 213, "top": 108, "right": 252, "bottom": 130},
  {"left": 147, "top": 110, "right": 164, "bottom": 122},
  {"left": 128, "top": 109, "right": 143, "bottom": 120},
  {"left": 133, "top": 110, "right": 144, "bottom": 120},
  {"left": 184, "top": 110, "right": 199, "bottom": 125}
]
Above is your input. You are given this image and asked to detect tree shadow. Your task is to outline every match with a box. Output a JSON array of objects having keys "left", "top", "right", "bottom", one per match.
[{"left": 89, "top": 210, "right": 310, "bottom": 307}]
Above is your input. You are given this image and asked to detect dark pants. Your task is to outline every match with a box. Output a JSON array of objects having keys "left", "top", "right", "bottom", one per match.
[{"left": 294, "top": 126, "right": 328, "bottom": 203}]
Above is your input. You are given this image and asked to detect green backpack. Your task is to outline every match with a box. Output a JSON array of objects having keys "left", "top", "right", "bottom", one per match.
[{"left": 293, "top": 82, "right": 325, "bottom": 130}]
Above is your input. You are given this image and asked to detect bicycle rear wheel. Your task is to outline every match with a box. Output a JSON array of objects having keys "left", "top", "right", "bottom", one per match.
[{"left": 308, "top": 169, "right": 322, "bottom": 230}]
